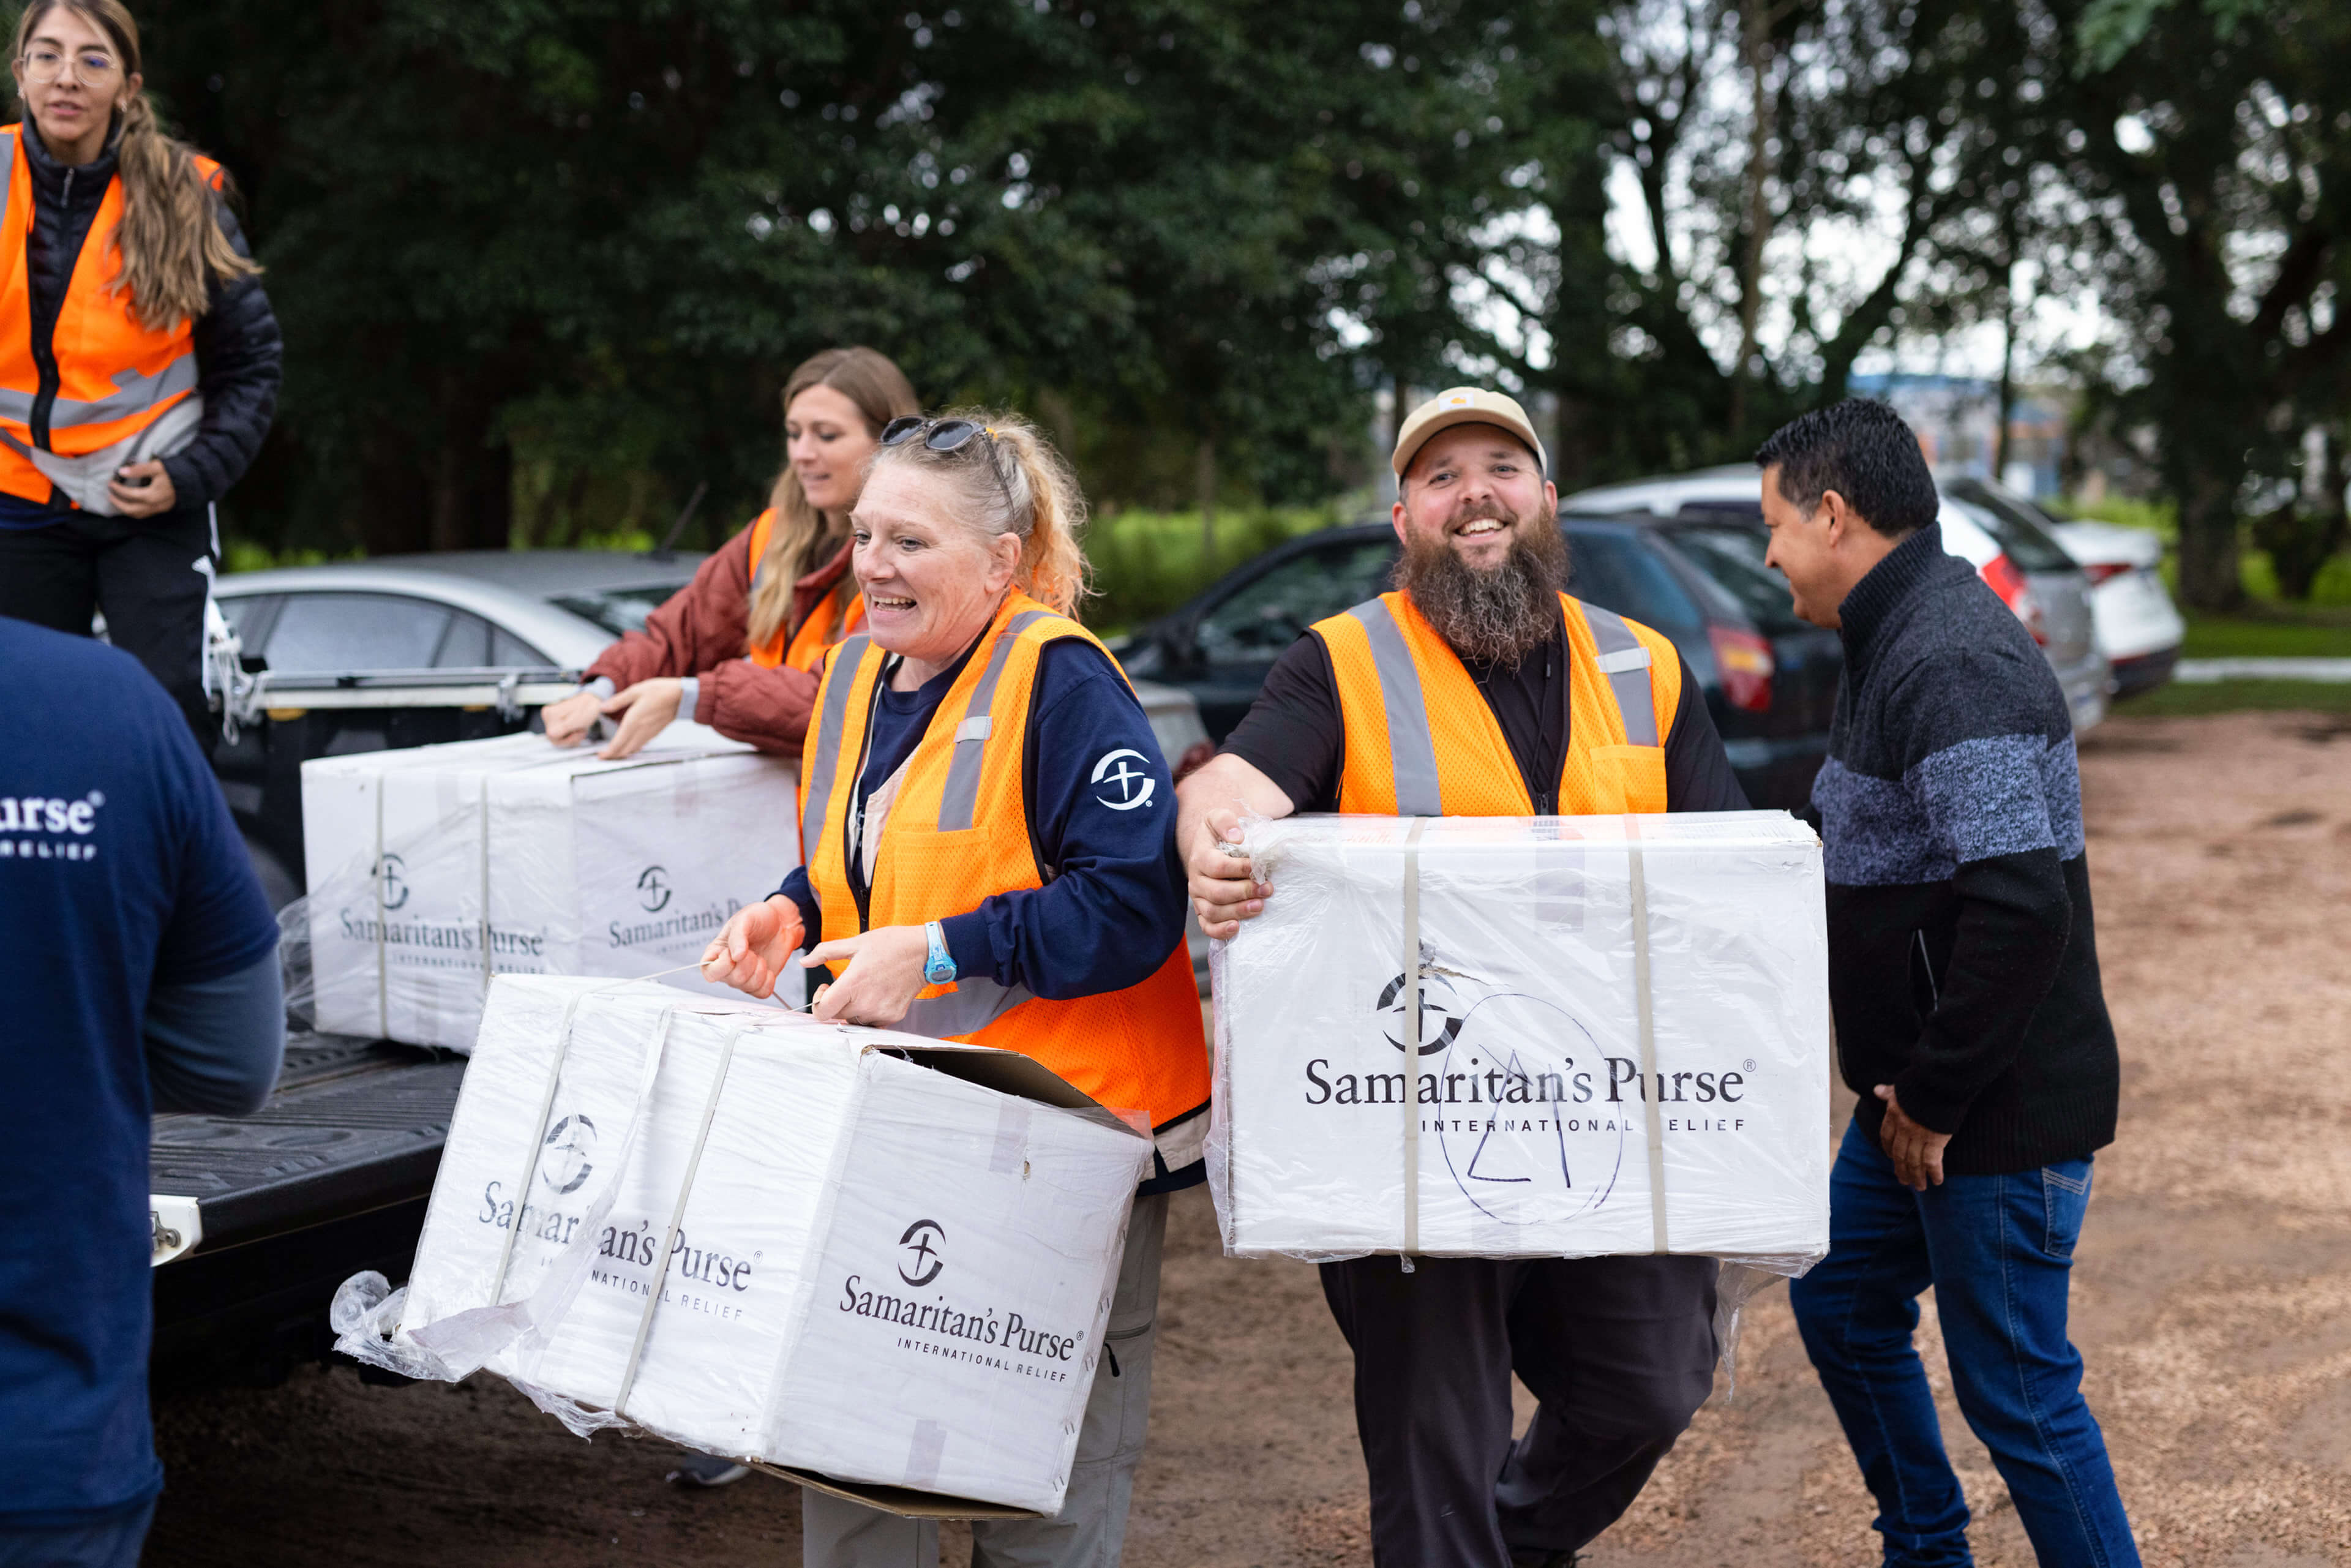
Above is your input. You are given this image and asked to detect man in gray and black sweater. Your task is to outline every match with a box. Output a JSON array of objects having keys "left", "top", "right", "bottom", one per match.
[{"left": 1758, "top": 401, "right": 2140, "bottom": 1568}]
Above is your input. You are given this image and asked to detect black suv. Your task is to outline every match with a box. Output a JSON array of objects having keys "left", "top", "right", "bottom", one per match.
[{"left": 1109, "top": 512, "right": 1841, "bottom": 811}]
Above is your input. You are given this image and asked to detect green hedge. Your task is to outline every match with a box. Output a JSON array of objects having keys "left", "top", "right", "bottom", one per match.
[{"left": 1081, "top": 505, "right": 1359, "bottom": 635}]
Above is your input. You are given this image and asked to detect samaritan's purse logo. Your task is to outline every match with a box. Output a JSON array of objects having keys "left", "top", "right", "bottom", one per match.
[
  {"left": 1090, "top": 749, "right": 1155, "bottom": 810},
  {"left": 636, "top": 864, "right": 673, "bottom": 912},
  {"left": 1376, "top": 966, "right": 1466, "bottom": 1055},
  {"left": 898, "top": 1218, "right": 946, "bottom": 1286},
  {"left": 373, "top": 852, "right": 411, "bottom": 910},
  {"left": 541, "top": 1114, "right": 597, "bottom": 1195}
]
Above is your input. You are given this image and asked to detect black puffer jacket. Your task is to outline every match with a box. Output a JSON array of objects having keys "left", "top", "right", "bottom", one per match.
[{"left": 18, "top": 122, "right": 280, "bottom": 509}]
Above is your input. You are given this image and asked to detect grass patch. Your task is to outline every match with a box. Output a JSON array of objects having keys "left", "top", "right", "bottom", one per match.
[
  {"left": 2180, "top": 607, "right": 2351, "bottom": 659},
  {"left": 2118, "top": 679, "right": 2351, "bottom": 717},
  {"left": 223, "top": 541, "right": 359, "bottom": 574},
  {"left": 1085, "top": 505, "right": 1355, "bottom": 634}
]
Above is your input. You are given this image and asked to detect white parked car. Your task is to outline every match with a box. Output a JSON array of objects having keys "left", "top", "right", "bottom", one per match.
[
  {"left": 211, "top": 550, "right": 1212, "bottom": 910},
  {"left": 1564, "top": 468, "right": 2112, "bottom": 733},
  {"left": 2038, "top": 519, "right": 2184, "bottom": 699}
]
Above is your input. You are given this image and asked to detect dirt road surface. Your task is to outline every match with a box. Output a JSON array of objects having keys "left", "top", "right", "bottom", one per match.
[{"left": 147, "top": 711, "right": 2351, "bottom": 1566}]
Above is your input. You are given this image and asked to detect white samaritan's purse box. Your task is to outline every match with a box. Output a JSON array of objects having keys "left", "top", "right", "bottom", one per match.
[
  {"left": 354, "top": 976, "right": 1152, "bottom": 1517},
  {"left": 1207, "top": 812, "right": 1830, "bottom": 1269},
  {"left": 299, "top": 723, "right": 798, "bottom": 1049}
]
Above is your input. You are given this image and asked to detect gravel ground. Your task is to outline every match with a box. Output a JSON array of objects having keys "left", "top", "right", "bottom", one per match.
[{"left": 147, "top": 711, "right": 2351, "bottom": 1567}]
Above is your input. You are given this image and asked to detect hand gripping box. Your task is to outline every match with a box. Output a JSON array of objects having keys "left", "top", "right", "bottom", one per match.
[
  {"left": 298, "top": 723, "right": 799, "bottom": 1050},
  {"left": 339, "top": 976, "right": 1152, "bottom": 1517},
  {"left": 1207, "top": 812, "right": 1831, "bottom": 1270}
]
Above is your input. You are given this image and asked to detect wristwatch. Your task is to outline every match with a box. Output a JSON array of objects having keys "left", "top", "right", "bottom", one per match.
[{"left": 923, "top": 920, "right": 958, "bottom": 986}]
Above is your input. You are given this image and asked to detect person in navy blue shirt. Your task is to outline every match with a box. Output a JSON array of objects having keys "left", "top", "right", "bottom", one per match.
[
  {"left": 0, "top": 618, "right": 282, "bottom": 1567},
  {"left": 763, "top": 635, "right": 1187, "bottom": 1037}
]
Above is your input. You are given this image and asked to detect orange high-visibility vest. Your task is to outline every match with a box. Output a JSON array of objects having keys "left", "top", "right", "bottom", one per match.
[
  {"left": 798, "top": 590, "right": 1210, "bottom": 1166},
  {"left": 0, "top": 126, "right": 211, "bottom": 505},
  {"left": 1310, "top": 590, "right": 1682, "bottom": 816},
  {"left": 744, "top": 507, "right": 866, "bottom": 672}
]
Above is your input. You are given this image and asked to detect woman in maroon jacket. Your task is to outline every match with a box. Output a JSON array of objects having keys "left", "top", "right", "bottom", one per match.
[{"left": 542, "top": 346, "right": 918, "bottom": 758}]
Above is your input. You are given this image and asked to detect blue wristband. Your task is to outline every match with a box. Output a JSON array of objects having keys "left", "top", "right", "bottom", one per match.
[{"left": 923, "top": 920, "right": 957, "bottom": 985}]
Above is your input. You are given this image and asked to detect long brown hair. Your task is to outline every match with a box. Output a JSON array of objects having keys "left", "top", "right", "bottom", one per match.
[
  {"left": 745, "top": 346, "right": 920, "bottom": 654},
  {"left": 10, "top": 0, "right": 262, "bottom": 329},
  {"left": 863, "top": 407, "right": 1092, "bottom": 618}
]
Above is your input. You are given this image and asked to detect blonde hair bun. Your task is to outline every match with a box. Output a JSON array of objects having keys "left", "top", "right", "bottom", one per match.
[{"left": 868, "top": 408, "right": 1092, "bottom": 618}]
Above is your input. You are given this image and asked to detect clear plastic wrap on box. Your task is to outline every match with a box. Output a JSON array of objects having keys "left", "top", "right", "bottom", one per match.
[
  {"left": 1206, "top": 812, "right": 1831, "bottom": 1281},
  {"left": 287, "top": 723, "right": 800, "bottom": 1050},
  {"left": 334, "top": 975, "right": 1152, "bottom": 1517}
]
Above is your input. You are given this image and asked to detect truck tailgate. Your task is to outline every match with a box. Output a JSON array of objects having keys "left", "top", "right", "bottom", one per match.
[{"left": 150, "top": 1033, "right": 463, "bottom": 1385}]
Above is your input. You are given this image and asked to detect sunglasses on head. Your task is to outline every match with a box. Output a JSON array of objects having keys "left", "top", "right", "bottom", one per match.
[{"left": 880, "top": 416, "right": 1019, "bottom": 518}]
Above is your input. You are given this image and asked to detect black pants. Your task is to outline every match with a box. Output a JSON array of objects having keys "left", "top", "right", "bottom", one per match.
[
  {"left": 0, "top": 506, "right": 217, "bottom": 748},
  {"left": 1319, "top": 1253, "right": 1719, "bottom": 1567}
]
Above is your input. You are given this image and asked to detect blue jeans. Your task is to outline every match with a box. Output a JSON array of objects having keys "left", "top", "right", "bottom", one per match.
[{"left": 1789, "top": 1120, "right": 2139, "bottom": 1568}]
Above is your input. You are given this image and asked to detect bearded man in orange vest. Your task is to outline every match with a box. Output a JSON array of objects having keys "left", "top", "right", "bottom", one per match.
[{"left": 1177, "top": 388, "right": 1751, "bottom": 1568}]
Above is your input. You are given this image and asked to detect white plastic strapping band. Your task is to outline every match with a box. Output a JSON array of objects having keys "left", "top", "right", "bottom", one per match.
[
  {"left": 1626, "top": 816, "right": 1669, "bottom": 1254},
  {"left": 612, "top": 1019, "right": 749, "bottom": 1419},
  {"left": 1400, "top": 817, "right": 1427, "bottom": 1268}
]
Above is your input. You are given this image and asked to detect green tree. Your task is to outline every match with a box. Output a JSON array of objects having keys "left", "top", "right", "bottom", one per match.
[
  {"left": 129, "top": 0, "right": 1592, "bottom": 556},
  {"left": 2038, "top": 0, "right": 2351, "bottom": 609}
]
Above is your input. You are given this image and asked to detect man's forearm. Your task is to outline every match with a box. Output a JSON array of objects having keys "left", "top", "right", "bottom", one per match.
[
  {"left": 146, "top": 951, "right": 286, "bottom": 1117},
  {"left": 1176, "top": 752, "right": 1297, "bottom": 852}
]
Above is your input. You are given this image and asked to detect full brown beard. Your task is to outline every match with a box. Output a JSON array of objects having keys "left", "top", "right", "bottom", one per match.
[{"left": 1394, "top": 504, "right": 1570, "bottom": 668}]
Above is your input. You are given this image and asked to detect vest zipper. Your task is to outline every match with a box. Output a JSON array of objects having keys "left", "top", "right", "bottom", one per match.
[
  {"left": 27, "top": 165, "right": 77, "bottom": 453},
  {"left": 842, "top": 658, "right": 897, "bottom": 934}
]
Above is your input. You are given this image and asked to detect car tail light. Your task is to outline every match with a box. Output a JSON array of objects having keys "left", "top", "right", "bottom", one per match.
[
  {"left": 1708, "top": 625, "right": 1775, "bottom": 713},
  {"left": 1978, "top": 553, "right": 2049, "bottom": 645},
  {"left": 2080, "top": 561, "right": 2132, "bottom": 586}
]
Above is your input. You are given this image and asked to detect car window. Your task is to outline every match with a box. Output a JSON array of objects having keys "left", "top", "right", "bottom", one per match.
[
  {"left": 432, "top": 610, "right": 493, "bottom": 667},
  {"left": 1194, "top": 539, "right": 1397, "bottom": 664},
  {"left": 433, "top": 612, "right": 552, "bottom": 668},
  {"left": 216, "top": 593, "right": 279, "bottom": 649},
  {"left": 258, "top": 593, "right": 455, "bottom": 674},
  {"left": 1565, "top": 528, "right": 1702, "bottom": 632},
  {"left": 491, "top": 626, "right": 549, "bottom": 666},
  {"left": 1941, "top": 481, "right": 2075, "bottom": 572},
  {"left": 551, "top": 584, "right": 686, "bottom": 637},
  {"left": 1663, "top": 524, "right": 1809, "bottom": 634}
]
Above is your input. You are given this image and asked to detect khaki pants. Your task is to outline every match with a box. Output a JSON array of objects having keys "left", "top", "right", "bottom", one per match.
[{"left": 801, "top": 1193, "right": 1168, "bottom": 1568}]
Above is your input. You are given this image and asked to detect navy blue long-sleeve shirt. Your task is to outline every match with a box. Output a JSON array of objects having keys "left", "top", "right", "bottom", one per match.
[{"left": 779, "top": 636, "right": 1186, "bottom": 999}]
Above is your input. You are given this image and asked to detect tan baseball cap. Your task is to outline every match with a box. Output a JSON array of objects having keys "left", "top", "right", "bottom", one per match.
[{"left": 1392, "top": 386, "right": 1548, "bottom": 479}]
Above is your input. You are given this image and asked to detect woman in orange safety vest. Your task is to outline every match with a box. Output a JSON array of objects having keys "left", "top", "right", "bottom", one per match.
[
  {"left": 540, "top": 345, "right": 918, "bottom": 759},
  {"left": 0, "top": 0, "right": 280, "bottom": 749},
  {"left": 699, "top": 410, "right": 1207, "bottom": 1561}
]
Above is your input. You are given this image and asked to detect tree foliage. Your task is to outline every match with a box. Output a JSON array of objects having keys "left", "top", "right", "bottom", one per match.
[
  {"left": 88, "top": 0, "right": 2351, "bottom": 601},
  {"left": 124, "top": 0, "right": 1602, "bottom": 555}
]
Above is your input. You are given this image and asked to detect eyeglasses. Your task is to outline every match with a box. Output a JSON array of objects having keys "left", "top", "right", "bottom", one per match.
[
  {"left": 20, "top": 47, "right": 121, "bottom": 85},
  {"left": 879, "top": 416, "right": 1019, "bottom": 522}
]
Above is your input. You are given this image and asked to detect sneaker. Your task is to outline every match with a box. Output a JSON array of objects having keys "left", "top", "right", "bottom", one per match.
[{"left": 666, "top": 1453, "right": 752, "bottom": 1488}]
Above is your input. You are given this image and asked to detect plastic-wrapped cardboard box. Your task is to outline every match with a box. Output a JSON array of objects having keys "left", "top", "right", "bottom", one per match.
[
  {"left": 335, "top": 976, "right": 1152, "bottom": 1517},
  {"left": 1207, "top": 812, "right": 1829, "bottom": 1271},
  {"left": 298, "top": 724, "right": 798, "bottom": 1049}
]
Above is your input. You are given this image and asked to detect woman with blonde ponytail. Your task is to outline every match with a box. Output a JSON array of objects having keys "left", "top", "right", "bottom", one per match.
[
  {"left": 542, "top": 345, "right": 917, "bottom": 760},
  {"left": 700, "top": 410, "right": 1205, "bottom": 1565},
  {"left": 0, "top": 0, "right": 280, "bottom": 747}
]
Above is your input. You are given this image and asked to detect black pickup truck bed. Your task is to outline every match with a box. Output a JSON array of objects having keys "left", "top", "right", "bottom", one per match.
[{"left": 150, "top": 1034, "right": 460, "bottom": 1388}]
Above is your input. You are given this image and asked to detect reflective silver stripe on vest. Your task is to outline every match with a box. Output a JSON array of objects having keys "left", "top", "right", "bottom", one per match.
[
  {"left": 0, "top": 355, "right": 200, "bottom": 432},
  {"left": 1347, "top": 599, "right": 1443, "bottom": 816},
  {"left": 801, "top": 634, "right": 872, "bottom": 858},
  {"left": 1578, "top": 602, "right": 1659, "bottom": 746},
  {"left": 0, "top": 130, "right": 14, "bottom": 230},
  {"left": 936, "top": 609, "right": 1052, "bottom": 831},
  {"left": 902, "top": 974, "right": 1036, "bottom": 1038}
]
